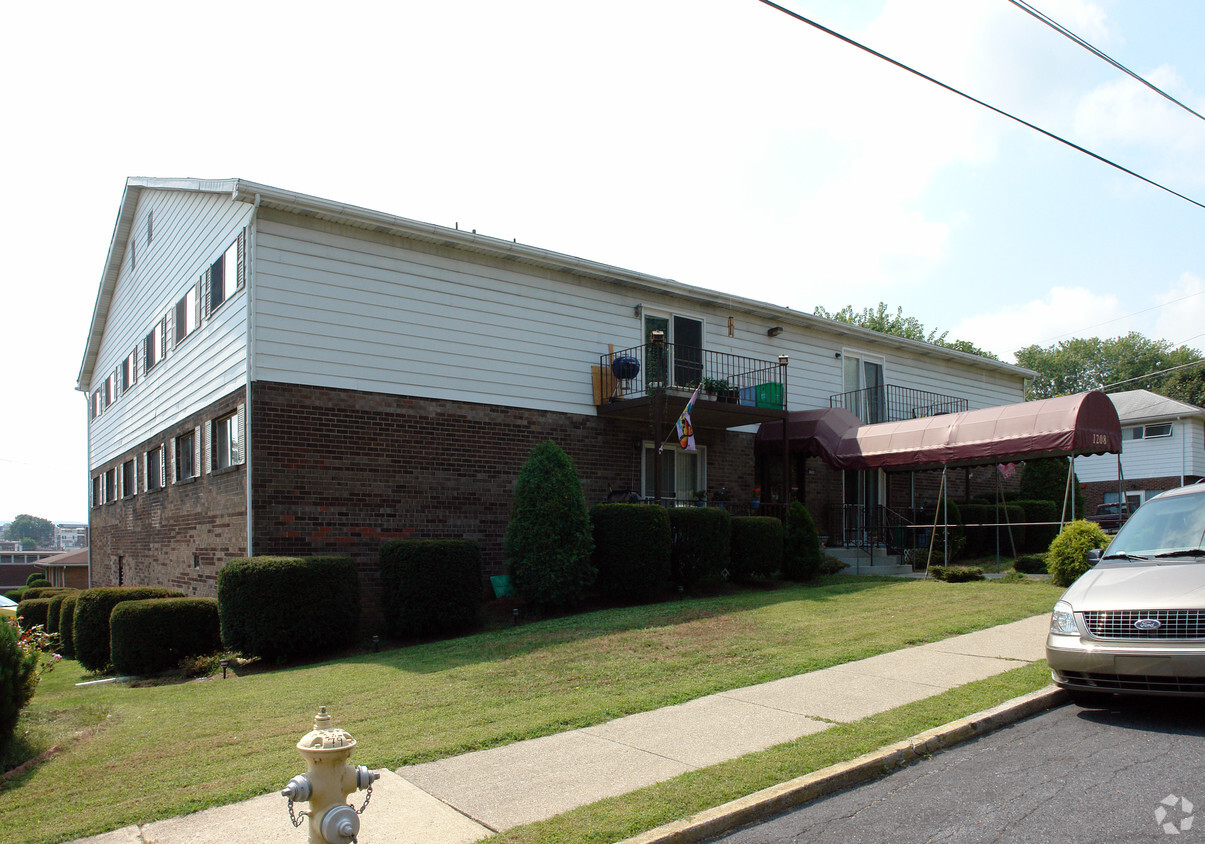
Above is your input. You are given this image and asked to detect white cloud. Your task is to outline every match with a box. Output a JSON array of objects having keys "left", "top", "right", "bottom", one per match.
[{"left": 1154, "top": 273, "right": 1205, "bottom": 350}]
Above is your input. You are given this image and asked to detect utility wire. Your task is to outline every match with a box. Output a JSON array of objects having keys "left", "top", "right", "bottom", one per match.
[
  {"left": 1037, "top": 287, "right": 1205, "bottom": 345},
  {"left": 1101, "top": 357, "right": 1205, "bottom": 391},
  {"left": 755, "top": 0, "right": 1205, "bottom": 212},
  {"left": 1006, "top": 0, "right": 1205, "bottom": 124}
]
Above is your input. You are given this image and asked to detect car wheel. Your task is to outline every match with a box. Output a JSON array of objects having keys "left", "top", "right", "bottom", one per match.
[{"left": 1066, "top": 689, "right": 1113, "bottom": 708}]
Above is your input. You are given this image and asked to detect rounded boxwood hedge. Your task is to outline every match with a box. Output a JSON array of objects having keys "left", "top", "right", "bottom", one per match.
[
  {"left": 74, "top": 587, "right": 185, "bottom": 673},
  {"left": 380, "top": 540, "right": 483, "bottom": 639},
  {"left": 218, "top": 556, "right": 359, "bottom": 661},
  {"left": 729, "top": 516, "right": 783, "bottom": 582},
  {"left": 58, "top": 594, "right": 79, "bottom": 659},
  {"left": 15, "top": 598, "right": 53, "bottom": 631},
  {"left": 668, "top": 507, "right": 731, "bottom": 589},
  {"left": 590, "top": 504, "right": 671, "bottom": 602},
  {"left": 783, "top": 501, "right": 823, "bottom": 581},
  {"left": 110, "top": 598, "right": 221, "bottom": 676},
  {"left": 45, "top": 593, "right": 73, "bottom": 636},
  {"left": 1048, "top": 520, "right": 1109, "bottom": 587}
]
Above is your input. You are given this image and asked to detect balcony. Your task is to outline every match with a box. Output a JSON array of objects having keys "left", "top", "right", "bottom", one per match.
[
  {"left": 595, "top": 342, "right": 788, "bottom": 428},
  {"left": 830, "top": 385, "right": 968, "bottom": 424}
]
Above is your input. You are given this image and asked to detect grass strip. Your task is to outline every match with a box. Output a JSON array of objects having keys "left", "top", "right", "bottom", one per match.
[{"left": 487, "top": 661, "right": 1054, "bottom": 844}]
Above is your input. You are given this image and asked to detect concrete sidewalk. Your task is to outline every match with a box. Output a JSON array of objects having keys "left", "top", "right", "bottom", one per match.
[{"left": 70, "top": 614, "right": 1054, "bottom": 844}]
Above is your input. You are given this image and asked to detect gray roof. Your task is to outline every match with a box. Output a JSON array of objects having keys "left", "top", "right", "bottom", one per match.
[{"left": 1106, "top": 389, "right": 1205, "bottom": 423}]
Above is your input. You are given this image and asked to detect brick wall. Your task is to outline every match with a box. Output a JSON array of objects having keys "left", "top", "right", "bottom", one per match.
[
  {"left": 89, "top": 389, "right": 247, "bottom": 595},
  {"left": 249, "top": 382, "right": 758, "bottom": 617},
  {"left": 1081, "top": 475, "right": 1201, "bottom": 513}
]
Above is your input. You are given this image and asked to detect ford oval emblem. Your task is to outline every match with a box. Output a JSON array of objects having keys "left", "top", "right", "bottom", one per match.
[{"left": 1134, "top": 618, "right": 1162, "bottom": 631}]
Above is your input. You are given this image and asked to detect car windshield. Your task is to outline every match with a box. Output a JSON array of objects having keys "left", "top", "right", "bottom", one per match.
[{"left": 1105, "top": 492, "right": 1205, "bottom": 559}]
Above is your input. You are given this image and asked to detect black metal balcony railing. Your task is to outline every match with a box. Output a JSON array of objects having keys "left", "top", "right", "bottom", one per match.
[
  {"left": 601, "top": 343, "right": 785, "bottom": 408},
  {"left": 830, "top": 385, "right": 968, "bottom": 424}
]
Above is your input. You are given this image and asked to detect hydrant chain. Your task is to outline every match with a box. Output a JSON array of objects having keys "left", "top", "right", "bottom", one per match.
[{"left": 287, "top": 798, "right": 309, "bottom": 828}]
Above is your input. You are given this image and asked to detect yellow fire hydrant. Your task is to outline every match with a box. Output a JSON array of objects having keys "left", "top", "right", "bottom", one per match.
[{"left": 281, "top": 706, "right": 380, "bottom": 844}]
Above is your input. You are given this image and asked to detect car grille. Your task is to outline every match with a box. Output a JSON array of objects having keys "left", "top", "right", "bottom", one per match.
[
  {"left": 1080, "top": 609, "right": 1205, "bottom": 640},
  {"left": 1059, "top": 671, "right": 1205, "bottom": 695}
]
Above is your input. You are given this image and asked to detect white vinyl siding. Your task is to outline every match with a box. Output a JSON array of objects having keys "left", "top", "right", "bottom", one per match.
[
  {"left": 1076, "top": 417, "right": 1205, "bottom": 483},
  {"left": 86, "top": 189, "right": 251, "bottom": 470}
]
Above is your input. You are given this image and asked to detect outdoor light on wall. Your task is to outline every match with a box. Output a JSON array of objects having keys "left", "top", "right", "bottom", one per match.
[
  {"left": 767, "top": 326, "right": 783, "bottom": 337},
  {"left": 834, "top": 352, "right": 842, "bottom": 358}
]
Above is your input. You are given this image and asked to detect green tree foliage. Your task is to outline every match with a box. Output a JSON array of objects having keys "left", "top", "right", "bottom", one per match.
[
  {"left": 813, "top": 302, "right": 998, "bottom": 360},
  {"left": 1018, "top": 457, "right": 1083, "bottom": 516},
  {"left": 1015, "top": 333, "right": 1201, "bottom": 400},
  {"left": 0, "top": 619, "right": 41, "bottom": 762},
  {"left": 1047, "top": 520, "right": 1109, "bottom": 587},
  {"left": 1161, "top": 365, "right": 1205, "bottom": 407},
  {"left": 504, "top": 441, "right": 596, "bottom": 610},
  {"left": 6, "top": 515, "right": 53, "bottom": 548}
]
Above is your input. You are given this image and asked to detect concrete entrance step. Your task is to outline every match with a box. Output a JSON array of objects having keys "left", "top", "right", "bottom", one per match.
[{"left": 826, "top": 547, "right": 915, "bottom": 576}]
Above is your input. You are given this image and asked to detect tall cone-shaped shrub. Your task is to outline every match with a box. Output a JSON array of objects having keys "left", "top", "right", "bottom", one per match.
[{"left": 504, "top": 440, "right": 596, "bottom": 610}]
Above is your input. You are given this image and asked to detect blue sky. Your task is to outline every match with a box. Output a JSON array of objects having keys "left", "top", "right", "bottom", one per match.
[{"left": 2, "top": 0, "right": 1202, "bottom": 523}]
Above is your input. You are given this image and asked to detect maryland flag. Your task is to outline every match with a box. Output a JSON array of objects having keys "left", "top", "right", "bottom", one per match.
[{"left": 675, "top": 385, "right": 701, "bottom": 452}]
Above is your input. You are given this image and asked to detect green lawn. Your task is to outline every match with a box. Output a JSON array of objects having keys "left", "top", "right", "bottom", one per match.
[{"left": 0, "top": 575, "right": 1062, "bottom": 843}]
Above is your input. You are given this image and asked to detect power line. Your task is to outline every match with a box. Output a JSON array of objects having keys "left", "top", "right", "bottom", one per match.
[
  {"left": 1006, "top": 0, "right": 1205, "bottom": 124},
  {"left": 1037, "top": 287, "right": 1205, "bottom": 345},
  {"left": 1100, "top": 357, "right": 1205, "bottom": 391},
  {"left": 755, "top": 0, "right": 1205, "bottom": 212}
]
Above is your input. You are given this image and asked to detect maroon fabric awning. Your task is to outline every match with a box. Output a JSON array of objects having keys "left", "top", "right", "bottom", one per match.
[
  {"left": 753, "top": 407, "right": 863, "bottom": 458},
  {"left": 755, "top": 391, "right": 1121, "bottom": 472}
]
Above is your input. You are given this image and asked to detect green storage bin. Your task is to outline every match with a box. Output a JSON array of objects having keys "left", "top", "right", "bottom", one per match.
[{"left": 755, "top": 382, "right": 783, "bottom": 408}]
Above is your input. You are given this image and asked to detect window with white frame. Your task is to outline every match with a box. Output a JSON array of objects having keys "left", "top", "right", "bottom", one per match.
[
  {"left": 175, "top": 429, "right": 198, "bottom": 481},
  {"left": 121, "top": 459, "right": 136, "bottom": 499},
  {"left": 211, "top": 408, "right": 242, "bottom": 471},
  {"left": 92, "top": 475, "right": 102, "bottom": 507},
  {"left": 90, "top": 390, "right": 101, "bottom": 419},
  {"left": 121, "top": 350, "right": 137, "bottom": 392},
  {"left": 146, "top": 445, "right": 164, "bottom": 491},
  {"left": 145, "top": 317, "right": 165, "bottom": 373},
  {"left": 641, "top": 442, "right": 706, "bottom": 501},
  {"left": 1144, "top": 423, "right": 1173, "bottom": 439},
  {"left": 104, "top": 372, "right": 116, "bottom": 408},
  {"left": 105, "top": 467, "right": 116, "bottom": 503},
  {"left": 207, "top": 239, "right": 239, "bottom": 315},
  {"left": 175, "top": 285, "right": 199, "bottom": 346}
]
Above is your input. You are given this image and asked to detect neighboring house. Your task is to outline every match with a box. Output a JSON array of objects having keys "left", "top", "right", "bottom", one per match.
[
  {"left": 54, "top": 523, "right": 89, "bottom": 550},
  {"left": 1074, "top": 389, "right": 1205, "bottom": 513},
  {"left": 37, "top": 549, "right": 90, "bottom": 590},
  {"left": 77, "top": 178, "right": 1031, "bottom": 606}
]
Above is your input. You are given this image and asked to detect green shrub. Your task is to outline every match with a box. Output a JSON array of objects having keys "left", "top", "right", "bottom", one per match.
[
  {"left": 2, "top": 589, "right": 23, "bottom": 603},
  {"left": 25, "top": 573, "right": 47, "bottom": 587},
  {"left": 961, "top": 503, "right": 1027, "bottom": 557},
  {"left": 1013, "top": 499, "right": 1059, "bottom": 552},
  {"left": 1014, "top": 554, "right": 1048, "bottom": 574},
  {"left": 928, "top": 565, "right": 985, "bottom": 582},
  {"left": 1048, "top": 520, "right": 1109, "bottom": 587},
  {"left": 1019, "top": 458, "right": 1083, "bottom": 516},
  {"left": 668, "top": 507, "right": 731, "bottom": 589},
  {"left": 46, "top": 594, "right": 67, "bottom": 636},
  {"left": 783, "top": 501, "right": 823, "bottom": 581},
  {"left": 380, "top": 540, "right": 483, "bottom": 638},
  {"left": 218, "top": 556, "right": 359, "bottom": 661},
  {"left": 74, "top": 587, "right": 185, "bottom": 673},
  {"left": 590, "top": 504, "right": 671, "bottom": 602},
  {"left": 504, "top": 441, "right": 596, "bottom": 610},
  {"left": 58, "top": 595, "right": 78, "bottom": 659},
  {"left": 729, "top": 516, "right": 783, "bottom": 582},
  {"left": 996, "top": 570, "right": 1031, "bottom": 584},
  {"left": 0, "top": 619, "right": 41, "bottom": 762},
  {"left": 16, "top": 598, "right": 53, "bottom": 632},
  {"left": 22, "top": 587, "right": 71, "bottom": 600},
  {"left": 110, "top": 598, "right": 221, "bottom": 676},
  {"left": 820, "top": 554, "right": 849, "bottom": 575}
]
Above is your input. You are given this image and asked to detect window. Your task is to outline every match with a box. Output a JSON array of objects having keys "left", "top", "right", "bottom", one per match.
[
  {"left": 211, "top": 409, "right": 242, "bottom": 471},
  {"left": 643, "top": 313, "right": 704, "bottom": 389},
  {"left": 175, "top": 429, "right": 198, "bottom": 481},
  {"left": 121, "top": 350, "right": 137, "bottom": 392},
  {"left": 207, "top": 240, "right": 239, "bottom": 314},
  {"left": 121, "top": 460, "right": 136, "bottom": 499},
  {"left": 145, "top": 317, "right": 165, "bottom": 372},
  {"left": 842, "top": 352, "right": 886, "bottom": 423},
  {"left": 175, "top": 285, "right": 199, "bottom": 346},
  {"left": 117, "top": 556, "right": 124, "bottom": 586},
  {"left": 105, "top": 468, "right": 116, "bottom": 503},
  {"left": 92, "top": 475, "right": 102, "bottom": 507},
  {"left": 641, "top": 442, "right": 705, "bottom": 501},
  {"left": 1145, "top": 423, "right": 1173, "bottom": 439},
  {"left": 146, "top": 445, "right": 164, "bottom": 491},
  {"left": 1128, "top": 426, "right": 1144, "bottom": 440},
  {"left": 104, "top": 372, "right": 116, "bottom": 408},
  {"left": 90, "top": 390, "right": 101, "bottom": 419}
]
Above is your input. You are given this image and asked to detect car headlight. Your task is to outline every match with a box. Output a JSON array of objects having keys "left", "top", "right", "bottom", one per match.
[{"left": 1050, "top": 600, "right": 1078, "bottom": 635}]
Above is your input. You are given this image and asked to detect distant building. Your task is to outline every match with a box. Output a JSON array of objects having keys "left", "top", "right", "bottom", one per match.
[
  {"left": 54, "top": 523, "right": 89, "bottom": 550},
  {"left": 1074, "top": 389, "right": 1205, "bottom": 512}
]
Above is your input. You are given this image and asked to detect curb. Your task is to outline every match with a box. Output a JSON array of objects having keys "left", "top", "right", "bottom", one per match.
[{"left": 615, "top": 685, "right": 1068, "bottom": 844}]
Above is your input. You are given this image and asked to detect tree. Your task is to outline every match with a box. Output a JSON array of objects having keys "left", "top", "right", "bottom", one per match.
[
  {"left": 1018, "top": 457, "right": 1083, "bottom": 517},
  {"left": 6, "top": 515, "right": 53, "bottom": 548},
  {"left": 504, "top": 441, "right": 596, "bottom": 610},
  {"left": 1015, "top": 333, "right": 1201, "bottom": 400},
  {"left": 1160, "top": 365, "right": 1205, "bottom": 408},
  {"left": 813, "top": 302, "right": 998, "bottom": 360}
]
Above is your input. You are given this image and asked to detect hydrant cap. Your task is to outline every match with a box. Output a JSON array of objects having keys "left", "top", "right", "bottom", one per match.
[{"left": 297, "top": 706, "right": 358, "bottom": 754}]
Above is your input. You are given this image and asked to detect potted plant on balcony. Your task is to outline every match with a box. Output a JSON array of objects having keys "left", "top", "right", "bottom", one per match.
[
  {"left": 693, "top": 489, "right": 707, "bottom": 507},
  {"left": 702, "top": 377, "right": 729, "bottom": 400}
]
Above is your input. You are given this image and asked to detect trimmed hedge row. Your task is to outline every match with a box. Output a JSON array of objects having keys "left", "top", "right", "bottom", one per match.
[
  {"left": 590, "top": 504, "right": 671, "bottom": 602},
  {"left": 218, "top": 556, "right": 359, "bottom": 661},
  {"left": 380, "top": 541, "right": 483, "bottom": 638},
  {"left": 110, "top": 598, "right": 221, "bottom": 675},
  {"left": 783, "top": 501, "right": 823, "bottom": 581},
  {"left": 46, "top": 593, "right": 73, "bottom": 636},
  {"left": 59, "top": 595, "right": 79, "bottom": 659},
  {"left": 1012, "top": 499, "right": 1059, "bottom": 553},
  {"left": 15, "top": 598, "right": 53, "bottom": 631},
  {"left": 668, "top": 507, "right": 731, "bottom": 588},
  {"left": 75, "top": 587, "right": 185, "bottom": 672},
  {"left": 729, "top": 516, "right": 783, "bottom": 582},
  {"left": 961, "top": 503, "right": 1027, "bottom": 558}
]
